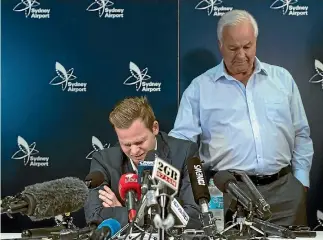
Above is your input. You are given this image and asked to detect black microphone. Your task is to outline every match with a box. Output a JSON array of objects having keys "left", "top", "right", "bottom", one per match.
[
  {"left": 138, "top": 150, "right": 156, "bottom": 195},
  {"left": 187, "top": 157, "right": 210, "bottom": 212},
  {"left": 253, "top": 218, "right": 296, "bottom": 239},
  {"left": 213, "top": 171, "right": 254, "bottom": 212},
  {"left": 85, "top": 171, "right": 105, "bottom": 188},
  {"left": 55, "top": 226, "right": 95, "bottom": 240},
  {"left": 236, "top": 171, "right": 271, "bottom": 214},
  {"left": 187, "top": 157, "right": 216, "bottom": 235},
  {"left": 1, "top": 177, "right": 89, "bottom": 221},
  {"left": 21, "top": 225, "right": 67, "bottom": 238}
]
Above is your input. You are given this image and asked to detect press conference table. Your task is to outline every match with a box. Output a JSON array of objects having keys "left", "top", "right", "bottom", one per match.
[{"left": 1, "top": 232, "right": 323, "bottom": 240}]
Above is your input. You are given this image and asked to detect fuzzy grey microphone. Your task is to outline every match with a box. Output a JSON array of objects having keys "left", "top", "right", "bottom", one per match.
[{"left": 1, "top": 177, "right": 89, "bottom": 221}]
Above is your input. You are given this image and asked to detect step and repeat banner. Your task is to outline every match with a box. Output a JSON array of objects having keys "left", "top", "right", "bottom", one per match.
[
  {"left": 1, "top": 0, "right": 179, "bottom": 232},
  {"left": 179, "top": 0, "right": 323, "bottom": 229},
  {"left": 1, "top": 0, "right": 323, "bottom": 232}
]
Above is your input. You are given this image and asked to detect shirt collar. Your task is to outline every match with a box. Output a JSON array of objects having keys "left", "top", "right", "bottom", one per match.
[
  {"left": 213, "top": 57, "right": 268, "bottom": 82},
  {"left": 130, "top": 138, "right": 158, "bottom": 173}
]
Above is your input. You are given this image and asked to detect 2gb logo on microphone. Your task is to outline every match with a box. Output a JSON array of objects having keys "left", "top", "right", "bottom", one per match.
[
  {"left": 152, "top": 157, "right": 180, "bottom": 191},
  {"left": 11, "top": 136, "right": 49, "bottom": 167}
]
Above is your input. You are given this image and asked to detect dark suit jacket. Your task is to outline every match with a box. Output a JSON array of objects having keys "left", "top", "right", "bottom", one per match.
[{"left": 84, "top": 131, "right": 202, "bottom": 229}]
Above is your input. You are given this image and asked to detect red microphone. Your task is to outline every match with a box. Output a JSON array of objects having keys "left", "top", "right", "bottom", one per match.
[{"left": 118, "top": 173, "right": 141, "bottom": 222}]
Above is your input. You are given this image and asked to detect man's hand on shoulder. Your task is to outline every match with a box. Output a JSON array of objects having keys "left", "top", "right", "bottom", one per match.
[{"left": 99, "top": 186, "right": 122, "bottom": 208}]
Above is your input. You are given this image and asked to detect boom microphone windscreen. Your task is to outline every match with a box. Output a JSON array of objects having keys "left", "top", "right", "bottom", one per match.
[{"left": 21, "top": 177, "right": 88, "bottom": 221}]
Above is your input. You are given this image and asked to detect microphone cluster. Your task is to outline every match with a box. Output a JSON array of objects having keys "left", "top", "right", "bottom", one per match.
[
  {"left": 117, "top": 150, "right": 190, "bottom": 240},
  {"left": 1, "top": 153, "right": 298, "bottom": 240}
]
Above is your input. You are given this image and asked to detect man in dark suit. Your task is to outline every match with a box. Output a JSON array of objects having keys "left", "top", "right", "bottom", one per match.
[{"left": 84, "top": 96, "right": 201, "bottom": 229}]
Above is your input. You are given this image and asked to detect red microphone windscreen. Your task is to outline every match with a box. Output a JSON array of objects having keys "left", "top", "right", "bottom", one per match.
[{"left": 118, "top": 173, "right": 141, "bottom": 201}]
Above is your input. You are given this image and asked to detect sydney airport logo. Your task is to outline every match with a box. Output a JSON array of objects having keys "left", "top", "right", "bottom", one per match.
[
  {"left": 86, "top": 136, "right": 110, "bottom": 160},
  {"left": 50, "top": 62, "right": 87, "bottom": 93},
  {"left": 124, "top": 62, "right": 161, "bottom": 92},
  {"left": 13, "top": 0, "right": 50, "bottom": 19},
  {"left": 309, "top": 59, "right": 323, "bottom": 90},
  {"left": 270, "top": 0, "right": 308, "bottom": 16},
  {"left": 195, "top": 0, "right": 233, "bottom": 17},
  {"left": 87, "top": 0, "right": 124, "bottom": 19},
  {"left": 318, "top": 210, "right": 323, "bottom": 227},
  {"left": 11, "top": 136, "right": 49, "bottom": 167}
]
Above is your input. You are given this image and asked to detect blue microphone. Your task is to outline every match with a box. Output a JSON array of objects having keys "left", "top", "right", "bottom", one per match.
[
  {"left": 138, "top": 150, "right": 156, "bottom": 195},
  {"left": 90, "top": 219, "right": 121, "bottom": 240}
]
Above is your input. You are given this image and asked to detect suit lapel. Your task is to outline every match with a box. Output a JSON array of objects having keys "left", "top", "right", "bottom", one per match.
[{"left": 156, "top": 132, "right": 171, "bottom": 165}]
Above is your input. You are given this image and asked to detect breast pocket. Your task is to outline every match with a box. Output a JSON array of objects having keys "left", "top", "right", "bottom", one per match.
[{"left": 265, "top": 97, "right": 290, "bottom": 123}]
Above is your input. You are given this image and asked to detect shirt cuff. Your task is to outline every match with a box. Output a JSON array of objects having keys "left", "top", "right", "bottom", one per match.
[{"left": 293, "top": 168, "right": 310, "bottom": 187}]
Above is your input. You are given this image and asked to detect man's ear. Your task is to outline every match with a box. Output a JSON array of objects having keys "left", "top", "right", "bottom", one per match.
[
  {"left": 152, "top": 121, "right": 159, "bottom": 135},
  {"left": 218, "top": 40, "right": 223, "bottom": 51}
]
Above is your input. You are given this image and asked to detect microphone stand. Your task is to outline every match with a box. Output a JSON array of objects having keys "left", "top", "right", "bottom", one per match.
[
  {"left": 221, "top": 201, "right": 296, "bottom": 239},
  {"left": 110, "top": 198, "right": 146, "bottom": 240},
  {"left": 1, "top": 194, "right": 29, "bottom": 218},
  {"left": 157, "top": 192, "right": 169, "bottom": 240},
  {"left": 198, "top": 199, "right": 218, "bottom": 238},
  {"left": 220, "top": 202, "right": 268, "bottom": 239}
]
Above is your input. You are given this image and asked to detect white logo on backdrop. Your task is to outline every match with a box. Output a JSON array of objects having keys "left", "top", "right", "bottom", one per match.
[
  {"left": 11, "top": 136, "right": 49, "bottom": 167},
  {"left": 309, "top": 59, "right": 323, "bottom": 90},
  {"left": 270, "top": 0, "right": 308, "bottom": 16},
  {"left": 316, "top": 210, "right": 323, "bottom": 229},
  {"left": 87, "top": 0, "right": 124, "bottom": 18},
  {"left": 86, "top": 136, "right": 110, "bottom": 160},
  {"left": 13, "top": 0, "right": 50, "bottom": 18},
  {"left": 195, "top": 0, "right": 232, "bottom": 16},
  {"left": 50, "top": 62, "right": 87, "bottom": 93},
  {"left": 124, "top": 61, "right": 161, "bottom": 92}
]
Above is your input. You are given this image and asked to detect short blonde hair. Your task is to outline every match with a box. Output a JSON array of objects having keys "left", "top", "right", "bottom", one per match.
[{"left": 109, "top": 96, "right": 156, "bottom": 130}]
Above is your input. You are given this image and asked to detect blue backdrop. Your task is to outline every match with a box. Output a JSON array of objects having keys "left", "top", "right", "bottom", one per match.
[{"left": 1, "top": 0, "right": 323, "bottom": 232}]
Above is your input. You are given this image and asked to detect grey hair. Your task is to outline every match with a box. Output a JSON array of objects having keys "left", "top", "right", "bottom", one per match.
[{"left": 217, "top": 10, "right": 258, "bottom": 44}]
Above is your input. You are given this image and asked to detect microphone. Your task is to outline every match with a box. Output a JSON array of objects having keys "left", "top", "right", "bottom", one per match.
[
  {"left": 187, "top": 157, "right": 216, "bottom": 235},
  {"left": 118, "top": 173, "right": 141, "bottom": 222},
  {"left": 235, "top": 171, "right": 271, "bottom": 219},
  {"left": 54, "top": 226, "right": 95, "bottom": 240},
  {"left": 213, "top": 171, "right": 253, "bottom": 212},
  {"left": 187, "top": 157, "right": 210, "bottom": 213},
  {"left": 138, "top": 150, "right": 156, "bottom": 195},
  {"left": 152, "top": 155, "right": 181, "bottom": 193},
  {"left": 90, "top": 218, "right": 121, "bottom": 240},
  {"left": 1, "top": 177, "right": 88, "bottom": 221},
  {"left": 21, "top": 225, "right": 67, "bottom": 238},
  {"left": 85, "top": 171, "right": 105, "bottom": 189},
  {"left": 253, "top": 218, "right": 296, "bottom": 239},
  {"left": 151, "top": 155, "right": 182, "bottom": 240},
  {"left": 170, "top": 197, "right": 189, "bottom": 227}
]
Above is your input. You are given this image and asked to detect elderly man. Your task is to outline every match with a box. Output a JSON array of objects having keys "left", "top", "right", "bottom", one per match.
[
  {"left": 169, "top": 9, "right": 313, "bottom": 226},
  {"left": 84, "top": 96, "right": 202, "bottom": 229}
]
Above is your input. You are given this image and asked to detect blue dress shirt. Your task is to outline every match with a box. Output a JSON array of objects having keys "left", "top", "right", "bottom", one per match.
[{"left": 169, "top": 58, "right": 313, "bottom": 187}]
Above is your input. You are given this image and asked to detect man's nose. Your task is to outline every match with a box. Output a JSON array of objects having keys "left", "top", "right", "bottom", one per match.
[
  {"left": 236, "top": 48, "right": 245, "bottom": 58},
  {"left": 130, "top": 145, "right": 140, "bottom": 156}
]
